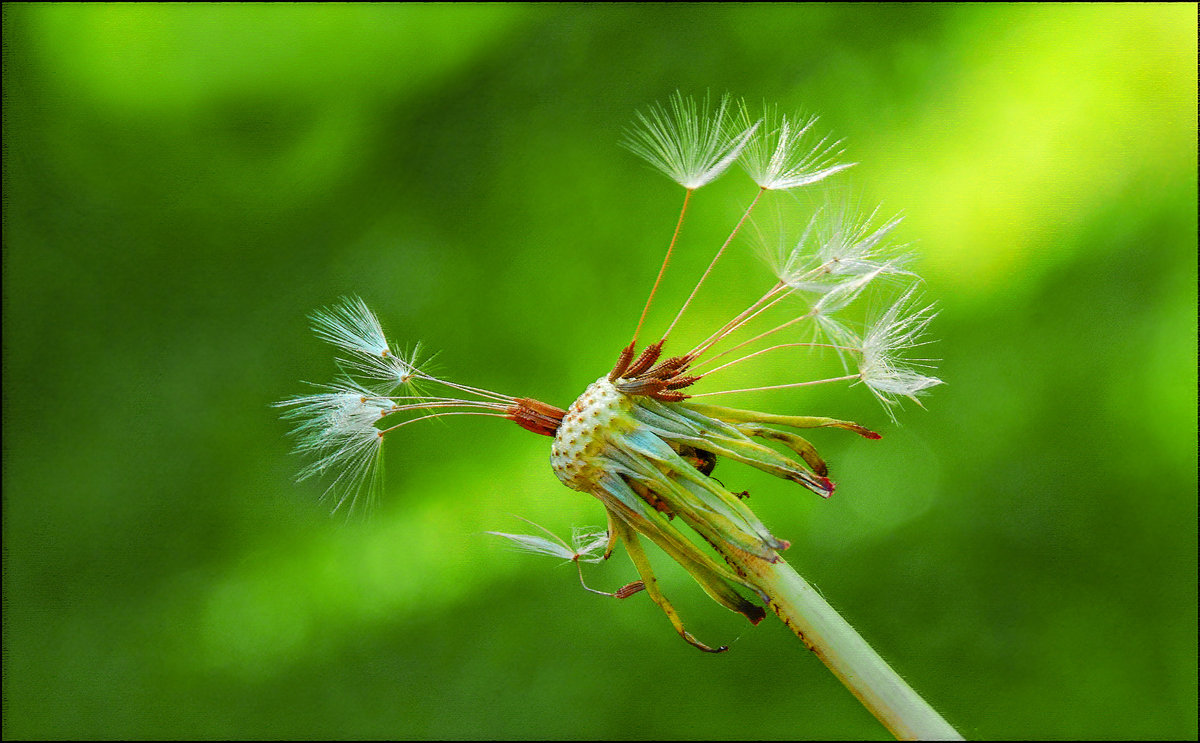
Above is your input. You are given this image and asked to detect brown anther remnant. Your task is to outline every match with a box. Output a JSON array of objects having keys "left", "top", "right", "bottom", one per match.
[
  {"left": 663, "top": 374, "right": 702, "bottom": 390},
  {"left": 615, "top": 380, "right": 687, "bottom": 402},
  {"left": 623, "top": 340, "right": 665, "bottom": 379},
  {"left": 650, "top": 390, "right": 691, "bottom": 402},
  {"left": 615, "top": 580, "right": 646, "bottom": 599},
  {"left": 507, "top": 398, "right": 567, "bottom": 437},
  {"left": 613, "top": 378, "right": 662, "bottom": 397},
  {"left": 611, "top": 343, "right": 701, "bottom": 402},
  {"left": 608, "top": 341, "right": 636, "bottom": 382},
  {"left": 644, "top": 354, "right": 690, "bottom": 379}
]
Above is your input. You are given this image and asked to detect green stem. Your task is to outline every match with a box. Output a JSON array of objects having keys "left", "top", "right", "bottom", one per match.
[{"left": 730, "top": 553, "right": 963, "bottom": 741}]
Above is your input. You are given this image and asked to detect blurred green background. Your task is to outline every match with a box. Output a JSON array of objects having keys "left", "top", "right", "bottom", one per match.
[{"left": 3, "top": 4, "right": 1196, "bottom": 740}]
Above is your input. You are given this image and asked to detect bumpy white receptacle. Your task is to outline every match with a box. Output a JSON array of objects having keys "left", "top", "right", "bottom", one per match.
[{"left": 551, "top": 377, "right": 633, "bottom": 491}]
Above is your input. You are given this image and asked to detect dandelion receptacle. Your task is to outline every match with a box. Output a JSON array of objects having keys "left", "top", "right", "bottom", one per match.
[{"left": 277, "top": 93, "right": 960, "bottom": 741}]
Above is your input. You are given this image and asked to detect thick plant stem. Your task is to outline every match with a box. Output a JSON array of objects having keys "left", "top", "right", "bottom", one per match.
[{"left": 731, "top": 553, "right": 963, "bottom": 741}]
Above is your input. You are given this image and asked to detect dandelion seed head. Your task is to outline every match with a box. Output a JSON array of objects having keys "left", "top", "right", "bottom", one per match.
[
  {"left": 774, "top": 201, "right": 913, "bottom": 295},
  {"left": 551, "top": 377, "right": 632, "bottom": 491},
  {"left": 487, "top": 522, "right": 609, "bottom": 563},
  {"left": 311, "top": 297, "right": 419, "bottom": 389},
  {"left": 311, "top": 296, "right": 389, "bottom": 358},
  {"left": 857, "top": 290, "right": 943, "bottom": 414},
  {"left": 739, "top": 102, "right": 855, "bottom": 190},
  {"left": 569, "top": 526, "right": 611, "bottom": 561},
  {"left": 275, "top": 380, "right": 388, "bottom": 512},
  {"left": 277, "top": 382, "right": 388, "bottom": 441},
  {"left": 622, "top": 91, "right": 759, "bottom": 190}
]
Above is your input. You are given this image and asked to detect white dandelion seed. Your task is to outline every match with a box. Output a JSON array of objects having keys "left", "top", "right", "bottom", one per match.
[
  {"left": 682, "top": 194, "right": 935, "bottom": 399},
  {"left": 739, "top": 103, "right": 855, "bottom": 191},
  {"left": 487, "top": 520, "right": 609, "bottom": 564},
  {"left": 310, "top": 296, "right": 390, "bottom": 358},
  {"left": 621, "top": 91, "right": 760, "bottom": 190},
  {"left": 774, "top": 202, "right": 913, "bottom": 296},
  {"left": 274, "top": 381, "right": 388, "bottom": 512},
  {"left": 310, "top": 297, "right": 418, "bottom": 389},
  {"left": 816, "top": 204, "right": 906, "bottom": 276},
  {"left": 488, "top": 519, "right": 626, "bottom": 597},
  {"left": 275, "top": 381, "right": 395, "bottom": 443},
  {"left": 810, "top": 261, "right": 905, "bottom": 319},
  {"left": 857, "top": 290, "right": 943, "bottom": 413}
]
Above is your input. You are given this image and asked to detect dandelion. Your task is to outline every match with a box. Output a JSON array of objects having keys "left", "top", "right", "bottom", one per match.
[
  {"left": 858, "top": 290, "right": 943, "bottom": 412},
  {"left": 308, "top": 297, "right": 419, "bottom": 389},
  {"left": 277, "top": 95, "right": 959, "bottom": 740},
  {"left": 621, "top": 91, "right": 759, "bottom": 191},
  {"left": 772, "top": 201, "right": 912, "bottom": 294},
  {"left": 738, "top": 102, "right": 855, "bottom": 191}
]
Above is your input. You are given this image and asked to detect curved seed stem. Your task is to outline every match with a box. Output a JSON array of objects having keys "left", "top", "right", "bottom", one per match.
[
  {"left": 694, "top": 342, "right": 851, "bottom": 377},
  {"left": 664, "top": 187, "right": 766, "bottom": 341},
  {"left": 377, "top": 410, "right": 508, "bottom": 435},
  {"left": 685, "top": 281, "right": 789, "bottom": 360},
  {"left": 687, "top": 374, "right": 859, "bottom": 398},
  {"left": 634, "top": 189, "right": 694, "bottom": 344}
]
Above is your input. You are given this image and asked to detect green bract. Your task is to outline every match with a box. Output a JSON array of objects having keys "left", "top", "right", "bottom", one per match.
[{"left": 550, "top": 375, "right": 876, "bottom": 652}]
